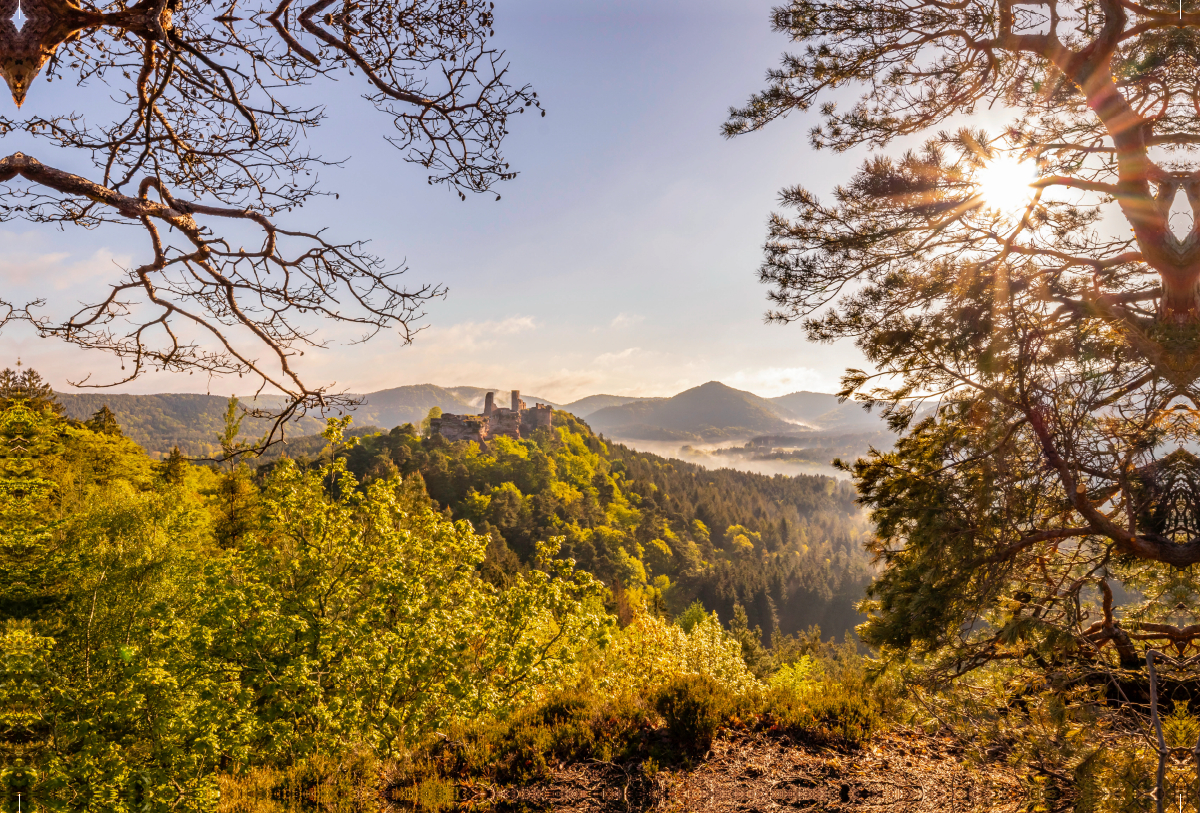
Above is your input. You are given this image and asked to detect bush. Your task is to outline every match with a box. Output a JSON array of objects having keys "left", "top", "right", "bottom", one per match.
[
  {"left": 763, "top": 682, "right": 881, "bottom": 747},
  {"left": 585, "top": 611, "right": 761, "bottom": 697},
  {"left": 652, "top": 675, "right": 736, "bottom": 755},
  {"left": 769, "top": 654, "right": 822, "bottom": 693},
  {"left": 405, "top": 689, "right": 655, "bottom": 785}
]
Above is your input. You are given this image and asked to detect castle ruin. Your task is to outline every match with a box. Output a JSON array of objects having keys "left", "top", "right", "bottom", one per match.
[{"left": 432, "top": 390, "right": 552, "bottom": 444}]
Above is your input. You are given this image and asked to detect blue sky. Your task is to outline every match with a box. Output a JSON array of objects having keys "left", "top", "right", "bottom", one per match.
[{"left": 1, "top": 0, "right": 874, "bottom": 402}]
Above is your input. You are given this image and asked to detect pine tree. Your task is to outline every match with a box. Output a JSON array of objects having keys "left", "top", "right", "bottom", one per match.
[
  {"left": 728, "top": 1, "right": 1200, "bottom": 689},
  {"left": 160, "top": 446, "right": 187, "bottom": 485},
  {"left": 84, "top": 405, "right": 122, "bottom": 436},
  {"left": 0, "top": 367, "right": 63, "bottom": 414}
]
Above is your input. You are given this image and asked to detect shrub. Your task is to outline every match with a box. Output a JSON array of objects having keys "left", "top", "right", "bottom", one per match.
[
  {"left": 652, "top": 675, "right": 736, "bottom": 755},
  {"left": 769, "top": 654, "right": 822, "bottom": 693},
  {"left": 405, "top": 690, "right": 655, "bottom": 785},
  {"left": 585, "top": 611, "right": 761, "bottom": 697},
  {"left": 764, "top": 681, "right": 881, "bottom": 747}
]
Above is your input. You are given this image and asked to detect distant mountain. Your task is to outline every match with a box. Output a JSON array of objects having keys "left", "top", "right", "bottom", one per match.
[
  {"left": 57, "top": 384, "right": 561, "bottom": 457},
  {"left": 770, "top": 391, "right": 882, "bottom": 431},
  {"left": 55, "top": 380, "right": 893, "bottom": 459},
  {"left": 563, "top": 394, "right": 660, "bottom": 417},
  {"left": 769, "top": 391, "right": 841, "bottom": 422},
  {"left": 344, "top": 384, "right": 477, "bottom": 427},
  {"left": 586, "top": 382, "right": 801, "bottom": 441},
  {"left": 57, "top": 393, "right": 326, "bottom": 458}
]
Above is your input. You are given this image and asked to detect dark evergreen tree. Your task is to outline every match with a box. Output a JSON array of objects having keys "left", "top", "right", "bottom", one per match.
[
  {"left": 160, "top": 446, "right": 187, "bottom": 485},
  {"left": 85, "top": 405, "right": 122, "bottom": 436},
  {"left": 0, "top": 367, "right": 63, "bottom": 414}
]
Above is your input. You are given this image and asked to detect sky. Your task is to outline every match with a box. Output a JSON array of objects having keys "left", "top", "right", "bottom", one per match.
[{"left": 0, "top": 0, "right": 877, "bottom": 403}]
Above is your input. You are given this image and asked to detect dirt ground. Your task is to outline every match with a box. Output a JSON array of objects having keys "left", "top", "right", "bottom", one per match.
[{"left": 468, "top": 729, "right": 1027, "bottom": 812}]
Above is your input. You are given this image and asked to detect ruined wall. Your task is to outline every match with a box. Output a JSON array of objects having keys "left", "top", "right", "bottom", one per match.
[
  {"left": 489, "top": 409, "right": 522, "bottom": 439},
  {"left": 434, "top": 391, "right": 552, "bottom": 444},
  {"left": 520, "top": 403, "right": 553, "bottom": 436}
]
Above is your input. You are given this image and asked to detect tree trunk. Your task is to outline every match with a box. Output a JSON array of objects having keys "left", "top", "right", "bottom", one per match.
[{"left": 1159, "top": 268, "right": 1200, "bottom": 320}]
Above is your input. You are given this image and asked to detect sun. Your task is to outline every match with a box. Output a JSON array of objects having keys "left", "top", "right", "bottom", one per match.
[{"left": 975, "top": 155, "right": 1039, "bottom": 216}]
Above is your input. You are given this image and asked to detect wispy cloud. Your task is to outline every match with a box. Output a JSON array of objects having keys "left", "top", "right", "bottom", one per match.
[
  {"left": 0, "top": 230, "right": 133, "bottom": 293},
  {"left": 532, "top": 370, "right": 602, "bottom": 398},
  {"left": 426, "top": 316, "right": 537, "bottom": 352},
  {"left": 594, "top": 347, "right": 640, "bottom": 366},
  {"left": 610, "top": 312, "right": 644, "bottom": 329}
]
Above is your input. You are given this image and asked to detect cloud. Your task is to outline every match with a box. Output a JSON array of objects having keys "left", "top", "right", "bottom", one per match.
[
  {"left": 593, "top": 347, "right": 640, "bottom": 366},
  {"left": 610, "top": 312, "right": 644, "bottom": 328},
  {"left": 531, "top": 370, "right": 602, "bottom": 399},
  {"left": 424, "top": 316, "right": 537, "bottom": 352},
  {"left": 492, "top": 316, "right": 538, "bottom": 334},
  {"left": 0, "top": 230, "right": 133, "bottom": 293}
]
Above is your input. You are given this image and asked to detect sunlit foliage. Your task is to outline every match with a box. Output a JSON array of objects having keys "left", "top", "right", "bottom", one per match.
[{"left": 0, "top": 377, "right": 604, "bottom": 809}]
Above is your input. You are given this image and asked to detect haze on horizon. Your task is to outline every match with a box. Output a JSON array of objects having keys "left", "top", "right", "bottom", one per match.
[{"left": 0, "top": 0, "right": 870, "bottom": 404}]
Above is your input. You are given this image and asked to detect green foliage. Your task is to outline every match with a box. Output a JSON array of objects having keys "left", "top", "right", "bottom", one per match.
[
  {"left": 265, "top": 411, "right": 872, "bottom": 641},
  {"left": 208, "top": 465, "right": 258, "bottom": 549},
  {"left": 0, "top": 377, "right": 610, "bottom": 809},
  {"left": 652, "top": 675, "right": 736, "bottom": 755},
  {"left": 201, "top": 434, "right": 607, "bottom": 763},
  {"left": 84, "top": 405, "right": 122, "bottom": 436},
  {"left": 585, "top": 611, "right": 760, "bottom": 697},
  {"left": 769, "top": 655, "right": 822, "bottom": 693},
  {"left": 401, "top": 633, "right": 890, "bottom": 788},
  {"left": 677, "top": 600, "right": 708, "bottom": 633},
  {"left": 410, "top": 689, "right": 656, "bottom": 785},
  {"left": 0, "top": 371, "right": 894, "bottom": 809},
  {"left": 761, "top": 683, "right": 880, "bottom": 748},
  {"left": 420, "top": 406, "right": 442, "bottom": 438},
  {"left": 728, "top": 604, "right": 771, "bottom": 679},
  {"left": 1163, "top": 701, "right": 1199, "bottom": 751},
  {"left": 0, "top": 367, "right": 62, "bottom": 414}
]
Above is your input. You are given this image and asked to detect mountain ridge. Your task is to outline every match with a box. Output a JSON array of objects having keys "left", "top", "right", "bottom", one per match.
[
  {"left": 587, "top": 381, "right": 816, "bottom": 441},
  {"left": 55, "top": 381, "right": 884, "bottom": 456}
]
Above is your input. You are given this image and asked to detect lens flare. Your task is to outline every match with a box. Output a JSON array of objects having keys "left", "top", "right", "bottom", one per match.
[{"left": 976, "top": 155, "right": 1039, "bottom": 216}]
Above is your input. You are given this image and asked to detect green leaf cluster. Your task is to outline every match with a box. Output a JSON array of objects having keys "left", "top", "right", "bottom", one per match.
[
  {"left": 284, "top": 411, "right": 873, "bottom": 641},
  {"left": 0, "top": 382, "right": 606, "bottom": 810}
]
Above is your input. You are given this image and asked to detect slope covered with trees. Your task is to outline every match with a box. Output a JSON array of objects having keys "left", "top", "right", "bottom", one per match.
[
  {"left": 0, "top": 367, "right": 891, "bottom": 809},
  {"left": 269, "top": 409, "right": 872, "bottom": 640}
]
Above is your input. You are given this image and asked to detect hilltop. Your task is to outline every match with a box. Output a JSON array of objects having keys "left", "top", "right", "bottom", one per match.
[
  {"left": 56, "top": 384, "right": 561, "bottom": 457},
  {"left": 586, "top": 381, "right": 804, "bottom": 441}
]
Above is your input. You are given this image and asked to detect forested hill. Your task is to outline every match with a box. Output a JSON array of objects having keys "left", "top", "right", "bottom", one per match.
[
  {"left": 55, "top": 386, "right": 561, "bottom": 457},
  {"left": 587, "top": 381, "right": 800, "bottom": 441},
  {"left": 55, "top": 392, "right": 324, "bottom": 457},
  {"left": 260, "top": 411, "right": 873, "bottom": 640}
]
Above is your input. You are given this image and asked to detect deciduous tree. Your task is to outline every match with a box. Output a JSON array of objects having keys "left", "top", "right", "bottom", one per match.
[{"left": 0, "top": 0, "right": 540, "bottom": 437}]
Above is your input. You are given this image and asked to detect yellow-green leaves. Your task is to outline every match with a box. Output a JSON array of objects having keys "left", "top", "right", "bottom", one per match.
[{"left": 201, "top": 448, "right": 606, "bottom": 760}]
